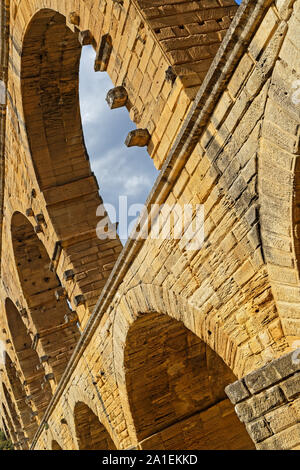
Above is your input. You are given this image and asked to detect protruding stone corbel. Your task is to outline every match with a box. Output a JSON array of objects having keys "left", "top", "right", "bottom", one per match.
[
  {"left": 44, "top": 373, "right": 55, "bottom": 382},
  {"left": 34, "top": 213, "right": 45, "bottom": 224},
  {"left": 20, "top": 308, "right": 28, "bottom": 318},
  {"left": 50, "top": 241, "right": 62, "bottom": 273},
  {"left": 165, "top": 66, "right": 177, "bottom": 84},
  {"left": 31, "top": 334, "right": 40, "bottom": 351},
  {"left": 125, "top": 129, "right": 151, "bottom": 147},
  {"left": 69, "top": 12, "right": 80, "bottom": 26},
  {"left": 106, "top": 86, "right": 128, "bottom": 109},
  {"left": 79, "top": 30, "right": 93, "bottom": 46},
  {"left": 74, "top": 295, "right": 85, "bottom": 307},
  {"left": 64, "top": 311, "right": 78, "bottom": 324},
  {"left": 94, "top": 34, "right": 112, "bottom": 72},
  {"left": 55, "top": 287, "right": 67, "bottom": 301},
  {"left": 225, "top": 349, "right": 300, "bottom": 450},
  {"left": 26, "top": 208, "right": 34, "bottom": 217},
  {"left": 63, "top": 269, "right": 75, "bottom": 281},
  {"left": 34, "top": 224, "right": 43, "bottom": 234},
  {"left": 25, "top": 395, "right": 33, "bottom": 404},
  {"left": 39, "top": 355, "right": 49, "bottom": 364}
]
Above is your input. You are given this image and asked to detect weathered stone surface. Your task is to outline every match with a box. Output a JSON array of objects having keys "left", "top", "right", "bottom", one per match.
[
  {"left": 244, "top": 364, "right": 282, "bottom": 394},
  {"left": 281, "top": 374, "right": 300, "bottom": 400},
  {"left": 63, "top": 270, "right": 75, "bottom": 282},
  {"left": 225, "top": 380, "right": 250, "bottom": 405},
  {"left": 0, "top": 0, "right": 299, "bottom": 453},
  {"left": 125, "top": 129, "right": 151, "bottom": 147},
  {"left": 246, "top": 418, "right": 273, "bottom": 443},
  {"left": 106, "top": 87, "right": 128, "bottom": 109},
  {"left": 94, "top": 34, "right": 113, "bottom": 72},
  {"left": 78, "top": 30, "right": 93, "bottom": 46}
]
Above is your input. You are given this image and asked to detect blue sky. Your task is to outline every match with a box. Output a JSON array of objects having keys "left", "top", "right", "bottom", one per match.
[
  {"left": 79, "top": 46, "right": 159, "bottom": 243},
  {"left": 79, "top": 1, "right": 243, "bottom": 242}
]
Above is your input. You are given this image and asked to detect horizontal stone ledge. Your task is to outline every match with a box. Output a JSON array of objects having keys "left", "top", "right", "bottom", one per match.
[{"left": 234, "top": 385, "right": 286, "bottom": 424}]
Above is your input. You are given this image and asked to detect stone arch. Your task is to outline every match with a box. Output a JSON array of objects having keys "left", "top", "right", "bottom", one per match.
[
  {"left": 20, "top": 8, "right": 123, "bottom": 325},
  {"left": 2, "top": 403, "right": 17, "bottom": 447},
  {"left": 2, "top": 383, "right": 22, "bottom": 431},
  {"left": 1, "top": 384, "right": 27, "bottom": 448},
  {"left": 52, "top": 440, "right": 63, "bottom": 450},
  {"left": 11, "top": 211, "right": 80, "bottom": 386},
  {"left": 112, "top": 284, "right": 256, "bottom": 448},
  {"left": 257, "top": 3, "right": 300, "bottom": 340},
  {"left": 73, "top": 401, "right": 117, "bottom": 450},
  {"left": 5, "top": 298, "right": 52, "bottom": 419},
  {"left": 122, "top": 311, "right": 254, "bottom": 450},
  {"left": 4, "top": 352, "right": 37, "bottom": 440},
  {"left": 1, "top": 418, "right": 10, "bottom": 444},
  {"left": 53, "top": 381, "right": 117, "bottom": 450},
  {"left": 114, "top": 284, "right": 250, "bottom": 378}
]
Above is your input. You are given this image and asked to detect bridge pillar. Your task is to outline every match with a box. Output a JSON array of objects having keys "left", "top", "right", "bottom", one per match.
[{"left": 226, "top": 350, "right": 300, "bottom": 450}]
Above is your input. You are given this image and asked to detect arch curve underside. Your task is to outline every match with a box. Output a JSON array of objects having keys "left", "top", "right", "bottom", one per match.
[{"left": 124, "top": 312, "right": 255, "bottom": 450}]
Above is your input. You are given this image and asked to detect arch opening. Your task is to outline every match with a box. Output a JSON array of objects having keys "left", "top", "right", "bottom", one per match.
[
  {"left": 2, "top": 383, "right": 22, "bottom": 435},
  {"left": 21, "top": 9, "right": 123, "bottom": 325},
  {"left": 11, "top": 212, "right": 80, "bottom": 385},
  {"left": 2, "top": 403, "right": 17, "bottom": 446},
  {"left": 1, "top": 419, "right": 10, "bottom": 444},
  {"left": 79, "top": 45, "right": 159, "bottom": 246},
  {"left": 124, "top": 312, "right": 255, "bottom": 450},
  {"left": 5, "top": 298, "right": 52, "bottom": 417},
  {"left": 74, "top": 402, "right": 116, "bottom": 450},
  {"left": 4, "top": 352, "right": 38, "bottom": 439}
]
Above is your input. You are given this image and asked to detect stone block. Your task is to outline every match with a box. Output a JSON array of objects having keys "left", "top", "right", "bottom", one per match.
[
  {"left": 69, "top": 12, "right": 80, "bottom": 26},
  {"left": 34, "top": 224, "right": 43, "bottom": 234},
  {"left": 225, "top": 380, "right": 250, "bottom": 404},
  {"left": 125, "top": 129, "right": 151, "bottom": 147},
  {"left": 94, "top": 34, "right": 112, "bottom": 72},
  {"left": 74, "top": 295, "right": 85, "bottom": 307},
  {"left": 35, "top": 213, "right": 45, "bottom": 224},
  {"left": 272, "top": 351, "right": 300, "bottom": 378},
  {"left": 281, "top": 373, "right": 300, "bottom": 400},
  {"left": 246, "top": 417, "right": 272, "bottom": 443},
  {"left": 244, "top": 364, "right": 281, "bottom": 394},
  {"left": 63, "top": 270, "right": 75, "bottom": 282},
  {"left": 26, "top": 208, "right": 34, "bottom": 217},
  {"left": 106, "top": 86, "right": 128, "bottom": 109},
  {"left": 79, "top": 30, "right": 93, "bottom": 46},
  {"left": 55, "top": 288, "right": 67, "bottom": 301},
  {"left": 44, "top": 373, "right": 55, "bottom": 382}
]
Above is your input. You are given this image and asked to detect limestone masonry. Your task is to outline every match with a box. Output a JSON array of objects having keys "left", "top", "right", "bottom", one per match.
[{"left": 0, "top": 0, "right": 299, "bottom": 450}]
